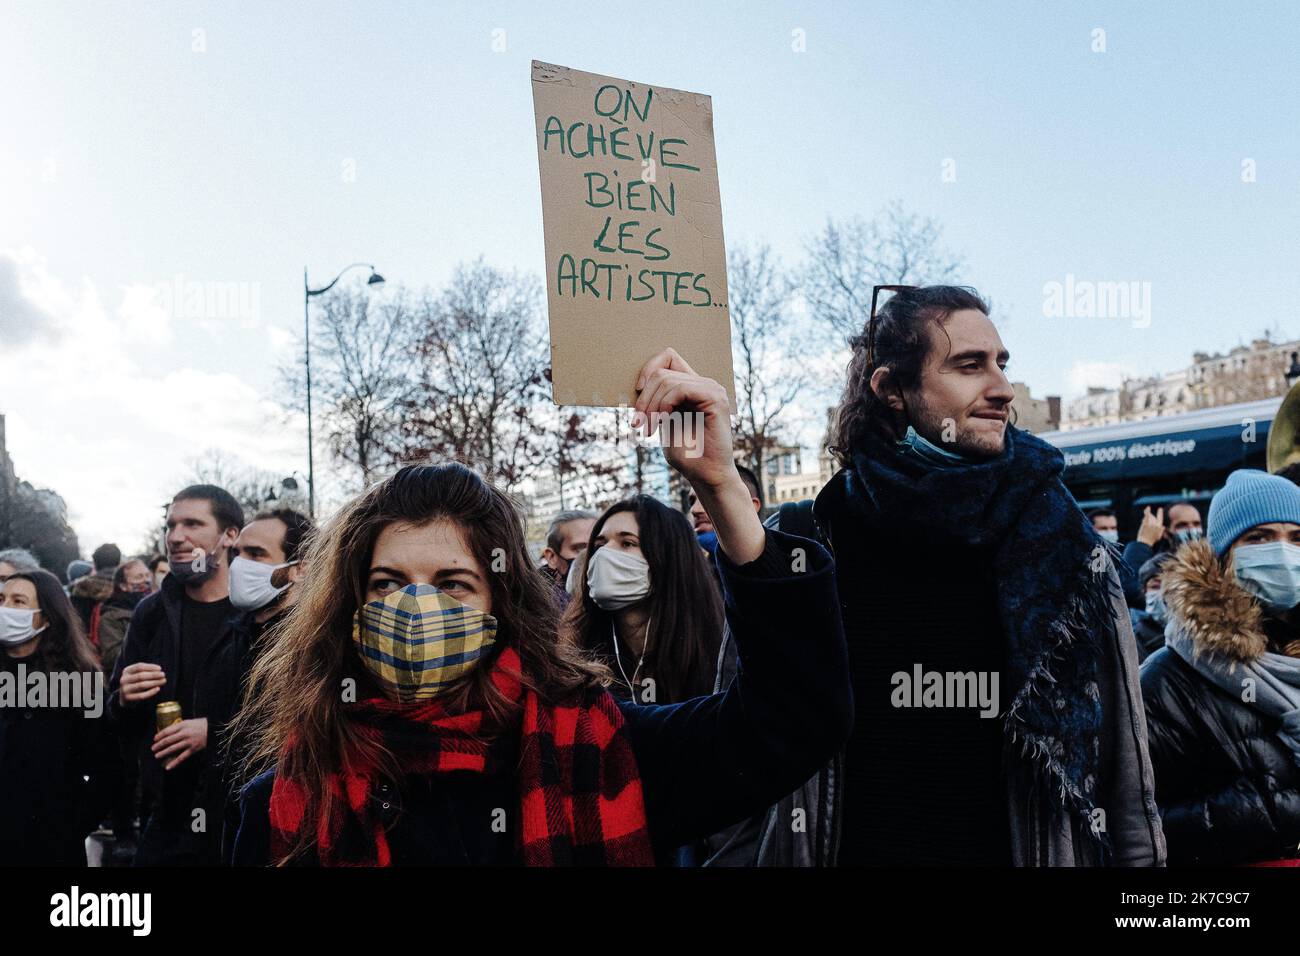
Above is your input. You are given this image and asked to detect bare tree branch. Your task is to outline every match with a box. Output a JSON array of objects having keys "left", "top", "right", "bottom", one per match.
[
  {"left": 179, "top": 448, "right": 286, "bottom": 521},
  {"left": 728, "top": 242, "right": 808, "bottom": 480},
  {"left": 278, "top": 283, "right": 418, "bottom": 493},
  {"left": 803, "top": 200, "right": 965, "bottom": 342},
  {"left": 400, "top": 260, "right": 551, "bottom": 490}
]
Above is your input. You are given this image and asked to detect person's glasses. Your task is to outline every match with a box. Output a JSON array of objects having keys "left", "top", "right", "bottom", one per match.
[{"left": 867, "top": 284, "right": 917, "bottom": 366}]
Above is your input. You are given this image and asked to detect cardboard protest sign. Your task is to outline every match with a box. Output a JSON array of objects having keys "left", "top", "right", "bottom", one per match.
[{"left": 531, "top": 60, "right": 735, "bottom": 407}]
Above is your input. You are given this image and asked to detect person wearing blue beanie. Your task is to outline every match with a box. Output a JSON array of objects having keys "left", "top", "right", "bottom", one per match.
[
  {"left": 1140, "top": 467, "right": 1300, "bottom": 866},
  {"left": 1206, "top": 469, "right": 1300, "bottom": 557},
  {"left": 65, "top": 559, "right": 93, "bottom": 586}
]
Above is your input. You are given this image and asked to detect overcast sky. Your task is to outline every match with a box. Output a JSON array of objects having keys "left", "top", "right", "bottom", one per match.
[{"left": 2, "top": 0, "right": 1298, "bottom": 552}]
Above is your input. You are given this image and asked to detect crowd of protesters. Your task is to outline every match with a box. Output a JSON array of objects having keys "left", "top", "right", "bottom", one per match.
[{"left": 1, "top": 284, "right": 1297, "bottom": 867}]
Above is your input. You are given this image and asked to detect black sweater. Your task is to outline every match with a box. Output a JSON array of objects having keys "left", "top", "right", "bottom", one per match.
[
  {"left": 232, "top": 528, "right": 853, "bottom": 865},
  {"left": 816, "top": 471, "right": 1012, "bottom": 866}
]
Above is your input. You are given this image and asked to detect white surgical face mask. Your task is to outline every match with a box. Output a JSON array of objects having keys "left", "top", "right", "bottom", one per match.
[
  {"left": 228, "top": 556, "right": 294, "bottom": 611},
  {"left": 1098, "top": 530, "right": 1119, "bottom": 544},
  {"left": 586, "top": 547, "right": 651, "bottom": 611},
  {"left": 1233, "top": 541, "right": 1300, "bottom": 611},
  {"left": 0, "top": 607, "right": 47, "bottom": 646}
]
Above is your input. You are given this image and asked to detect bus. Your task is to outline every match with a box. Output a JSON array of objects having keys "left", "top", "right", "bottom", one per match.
[{"left": 1038, "top": 397, "right": 1281, "bottom": 540}]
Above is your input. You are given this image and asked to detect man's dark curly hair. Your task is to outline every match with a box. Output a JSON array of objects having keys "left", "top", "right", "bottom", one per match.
[{"left": 828, "top": 285, "right": 991, "bottom": 467}]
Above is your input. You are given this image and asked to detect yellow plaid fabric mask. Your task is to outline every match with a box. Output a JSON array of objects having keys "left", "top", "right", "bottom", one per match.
[{"left": 353, "top": 584, "right": 499, "bottom": 703}]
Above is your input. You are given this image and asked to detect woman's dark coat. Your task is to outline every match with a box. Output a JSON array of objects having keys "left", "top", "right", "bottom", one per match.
[
  {"left": 0, "top": 657, "right": 113, "bottom": 865},
  {"left": 232, "top": 529, "right": 853, "bottom": 865},
  {"left": 1140, "top": 539, "right": 1300, "bottom": 866}
]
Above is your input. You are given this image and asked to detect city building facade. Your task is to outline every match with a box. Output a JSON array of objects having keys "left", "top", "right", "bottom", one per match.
[{"left": 1063, "top": 337, "right": 1299, "bottom": 430}]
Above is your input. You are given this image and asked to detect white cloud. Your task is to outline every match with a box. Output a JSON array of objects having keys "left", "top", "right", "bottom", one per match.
[
  {"left": 0, "top": 252, "right": 304, "bottom": 553},
  {"left": 117, "top": 282, "right": 174, "bottom": 346},
  {"left": 0, "top": 252, "right": 59, "bottom": 346}
]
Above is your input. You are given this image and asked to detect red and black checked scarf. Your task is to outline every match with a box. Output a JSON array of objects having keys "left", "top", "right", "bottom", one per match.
[{"left": 268, "top": 647, "right": 653, "bottom": 866}]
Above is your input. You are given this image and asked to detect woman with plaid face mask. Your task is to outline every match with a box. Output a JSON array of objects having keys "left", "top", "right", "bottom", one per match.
[{"left": 229, "top": 351, "right": 852, "bottom": 866}]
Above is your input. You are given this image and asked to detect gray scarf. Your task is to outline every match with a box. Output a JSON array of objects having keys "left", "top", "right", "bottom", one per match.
[{"left": 1166, "top": 622, "right": 1300, "bottom": 766}]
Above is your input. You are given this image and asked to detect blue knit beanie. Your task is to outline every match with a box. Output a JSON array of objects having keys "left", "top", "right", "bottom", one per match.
[{"left": 1206, "top": 469, "right": 1300, "bottom": 555}]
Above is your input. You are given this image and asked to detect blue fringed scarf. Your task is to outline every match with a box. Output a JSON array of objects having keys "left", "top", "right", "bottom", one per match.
[{"left": 847, "top": 425, "right": 1119, "bottom": 845}]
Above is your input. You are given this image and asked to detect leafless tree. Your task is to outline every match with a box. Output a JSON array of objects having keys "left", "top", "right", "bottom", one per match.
[
  {"left": 179, "top": 448, "right": 284, "bottom": 521},
  {"left": 546, "top": 405, "right": 627, "bottom": 507},
  {"left": 803, "top": 200, "right": 965, "bottom": 342},
  {"left": 133, "top": 519, "right": 167, "bottom": 558},
  {"left": 400, "top": 260, "right": 550, "bottom": 489},
  {"left": 281, "top": 284, "right": 418, "bottom": 491},
  {"left": 728, "top": 243, "right": 808, "bottom": 481}
]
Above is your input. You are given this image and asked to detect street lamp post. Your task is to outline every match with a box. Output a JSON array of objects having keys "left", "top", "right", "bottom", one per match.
[{"left": 303, "top": 263, "right": 385, "bottom": 517}]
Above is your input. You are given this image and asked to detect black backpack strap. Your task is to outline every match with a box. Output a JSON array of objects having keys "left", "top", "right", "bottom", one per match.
[
  {"left": 763, "top": 494, "right": 834, "bottom": 556},
  {"left": 775, "top": 498, "right": 819, "bottom": 542}
]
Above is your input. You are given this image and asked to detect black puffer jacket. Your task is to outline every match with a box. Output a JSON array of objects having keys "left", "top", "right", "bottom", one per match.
[
  {"left": 1139, "top": 539, "right": 1300, "bottom": 866},
  {"left": 1128, "top": 609, "right": 1166, "bottom": 663}
]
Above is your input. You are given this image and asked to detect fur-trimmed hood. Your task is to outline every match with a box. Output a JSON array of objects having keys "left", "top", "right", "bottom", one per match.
[
  {"left": 69, "top": 570, "right": 113, "bottom": 603},
  {"left": 1160, "top": 538, "right": 1269, "bottom": 663}
]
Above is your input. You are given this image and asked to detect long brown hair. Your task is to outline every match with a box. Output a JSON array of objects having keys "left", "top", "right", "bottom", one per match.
[
  {"left": 561, "top": 495, "right": 724, "bottom": 704},
  {"left": 229, "top": 462, "right": 608, "bottom": 864}
]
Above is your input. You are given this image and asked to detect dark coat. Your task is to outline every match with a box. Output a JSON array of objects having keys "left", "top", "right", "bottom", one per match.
[
  {"left": 1140, "top": 538, "right": 1300, "bottom": 866},
  {"left": 107, "top": 573, "right": 241, "bottom": 862},
  {"left": 69, "top": 570, "right": 114, "bottom": 632},
  {"left": 199, "top": 610, "right": 264, "bottom": 740},
  {"left": 1129, "top": 609, "right": 1167, "bottom": 663},
  {"left": 1120, "top": 541, "right": 1156, "bottom": 609},
  {"left": 812, "top": 464, "right": 1163, "bottom": 867},
  {"left": 0, "top": 658, "right": 114, "bottom": 865},
  {"left": 97, "top": 591, "right": 146, "bottom": 675},
  {"left": 203, "top": 609, "right": 282, "bottom": 863},
  {"left": 231, "top": 529, "right": 853, "bottom": 866}
]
